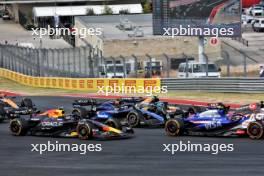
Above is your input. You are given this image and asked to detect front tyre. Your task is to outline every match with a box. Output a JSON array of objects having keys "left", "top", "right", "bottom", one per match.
[
  {"left": 165, "top": 118, "right": 184, "bottom": 136},
  {"left": 72, "top": 107, "right": 88, "bottom": 119},
  {"left": 10, "top": 118, "right": 28, "bottom": 136},
  {"left": 76, "top": 123, "right": 93, "bottom": 140},
  {"left": 127, "top": 111, "right": 141, "bottom": 127},
  {"left": 247, "top": 122, "right": 264, "bottom": 140},
  {"left": 105, "top": 118, "right": 122, "bottom": 130}
]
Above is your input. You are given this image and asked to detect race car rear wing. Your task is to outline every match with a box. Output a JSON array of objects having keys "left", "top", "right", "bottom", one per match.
[
  {"left": 235, "top": 101, "right": 264, "bottom": 114},
  {"left": 118, "top": 97, "right": 144, "bottom": 104},
  {"left": 73, "top": 99, "right": 97, "bottom": 107}
]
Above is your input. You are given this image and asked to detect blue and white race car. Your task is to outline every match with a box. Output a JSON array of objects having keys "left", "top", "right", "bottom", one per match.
[{"left": 165, "top": 104, "right": 264, "bottom": 140}]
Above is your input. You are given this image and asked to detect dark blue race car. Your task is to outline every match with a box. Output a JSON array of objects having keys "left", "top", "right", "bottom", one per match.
[
  {"left": 165, "top": 104, "right": 264, "bottom": 140},
  {"left": 72, "top": 97, "right": 185, "bottom": 128},
  {"left": 72, "top": 98, "right": 138, "bottom": 129}
]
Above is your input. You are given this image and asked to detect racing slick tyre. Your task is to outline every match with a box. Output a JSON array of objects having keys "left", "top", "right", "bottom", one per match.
[
  {"left": 9, "top": 118, "right": 29, "bottom": 136},
  {"left": 72, "top": 107, "right": 88, "bottom": 119},
  {"left": 20, "top": 98, "right": 33, "bottom": 109},
  {"left": 247, "top": 121, "right": 264, "bottom": 140},
  {"left": 127, "top": 111, "right": 141, "bottom": 127},
  {"left": 76, "top": 122, "right": 93, "bottom": 140},
  {"left": 165, "top": 118, "right": 184, "bottom": 137},
  {"left": 105, "top": 118, "right": 122, "bottom": 130}
]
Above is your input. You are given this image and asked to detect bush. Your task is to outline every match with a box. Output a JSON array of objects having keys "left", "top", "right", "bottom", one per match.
[
  {"left": 119, "top": 9, "right": 130, "bottom": 14},
  {"left": 103, "top": 5, "right": 113, "bottom": 15},
  {"left": 143, "top": 2, "right": 152, "bottom": 13},
  {"left": 86, "top": 8, "right": 95, "bottom": 16}
]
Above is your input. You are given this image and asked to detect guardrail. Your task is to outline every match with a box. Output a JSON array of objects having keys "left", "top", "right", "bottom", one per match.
[{"left": 162, "top": 78, "right": 264, "bottom": 93}]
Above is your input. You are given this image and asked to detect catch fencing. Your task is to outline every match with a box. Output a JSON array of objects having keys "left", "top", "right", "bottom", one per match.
[
  {"left": 0, "top": 42, "right": 262, "bottom": 79},
  {"left": 0, "top": 44, "right": 100, "bottom": 78}
]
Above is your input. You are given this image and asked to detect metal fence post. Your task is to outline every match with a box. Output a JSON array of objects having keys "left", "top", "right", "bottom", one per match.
[
  {"left": 21, "top": 47, "right": 26, "bottom": 75},
  {"left": 120, "top": 55, "right": 127, "bottom": 78},
  {"left": 222, "top": 50, "right": 230, "bottom": 77},
  {"left": 29, "top": 48, "right": 34, "bottom": 76},
  {"left": 146, "top": 54, "right": 152, "bottom": 78},
  {"left": 62, "top": 49, "right": 66, "bottom": 77},
  {"left": 78, "top": 47, "right": 81, "bottom": 75},
  {"left": 26, "top": 47, "right": 29, "bottom": 75},
  {"left": 50, "top": 49, "right": 55, "bottom": 77},
  {"left": 73, "top": 48, "right": 77, "bottom": 74},
  {"left": 243, "top": 52, "right": 247, "bottom": 77},
  {"left": 183, "top": 53, "right": 189, "bottom": 78},
  {"left": 10, "top": 47, "right": 14, "bottom": 71},
  {"left": 83, "top": 47, "right": 88, "bottom": 76},
  {"left": 8, "top": 46, "right": 12, "bottom": 70},
  {"left": 0, "top": 45, "right": 3, "bottom": 68},
  {"left": 202, "top": 53, "right": 209, "bottom": 77},
  {"left": 102, "top": 56, "right": 107, "bottom": 77},
  {"left": 36, "top": 49, "right": 41, "bottom": 76},
  {"left": 111, "top": 56, "right": 116, "bottom": 78},
  {"left": 132, "top": 54, "right": 138, "bottom": 78},
  {"left": 67, "top": 48, "right": 71, "bottom": 77},
  {"left": 89, "top": 50, "right": 94, "bottom": 78},
  {"left": 163, "top": 53, "right": 170, "bottom": 78}
]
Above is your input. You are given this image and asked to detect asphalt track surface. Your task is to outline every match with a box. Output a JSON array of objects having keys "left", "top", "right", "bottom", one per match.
[{"left": 0, "top": 96, "right": 264, "bottom": 176}]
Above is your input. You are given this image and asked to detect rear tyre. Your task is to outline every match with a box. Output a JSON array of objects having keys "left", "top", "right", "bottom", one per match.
[
  {"left": 165, "top": 118, "right": 184, "bottom": 136},
  {"left": 105, "top": 118, "right": 122, "bottom": 130},
  {"left": 72, "top": 107, "right": 88, "bottom": 119},
  {"left": 247, "top": 122, "right": 264, "bottom": 140},
  {"left": 20, "top": 98, "right": 33, "bottom": 109},
  {"left": 76, "top": 122, "right": 93, "bottom": 140},
  {"left": 127, "top": 111, "right": 141, "bottom": 127},
  {"left": 10, "top": 118, "right": 28, "bottom": 136}
]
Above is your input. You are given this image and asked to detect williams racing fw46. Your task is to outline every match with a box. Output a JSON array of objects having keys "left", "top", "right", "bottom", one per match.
[
  {"left": 9, "top": 108, "right": 134, "bottom": 140},
  {"left": 72, "top": 96, "right": 186, "bottom": 128},
  {"left": 0, "top": 94, "right": 38, "bottom": 122},
  {"left": 165, "top": 103, "right": 264, "bottom": 140}
]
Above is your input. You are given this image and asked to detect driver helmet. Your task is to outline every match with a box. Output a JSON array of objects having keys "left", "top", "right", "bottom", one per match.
[
  {"left": 152, "top": 96, "right": 159, "bottom": 103},
  {"left": 260, "top": 108, "right": 264, "bottom": 113},
  {"left": 113, "top": 100, "right": 121, "bottom": 106},
  {"left": 216, "top": 103, "right": 225, "bottom": 110}
]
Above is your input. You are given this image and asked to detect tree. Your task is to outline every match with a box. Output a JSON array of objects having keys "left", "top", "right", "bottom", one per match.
[{"left": 102, "top": 5, "right": 113, "bottom": 15}]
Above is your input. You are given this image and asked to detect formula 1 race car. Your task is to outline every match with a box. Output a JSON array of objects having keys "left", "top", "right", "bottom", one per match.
[
  {"left": 165, "top": 104, "right": 264, "bottom": 140},
  {"left": 0, "top": 94, "right": 38, "bottom": 122},
  {"left": 126, "top": 96, "right": 188, "bottom": 127},
  {"left": 72, "top": 98, "right": 135, "bottom": 129},
  {"left": 72, "top": 96, "right": 186, "bottom": 128},
  {"left": 9, "top": 108, "right": 134, "bottom": 140}
]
